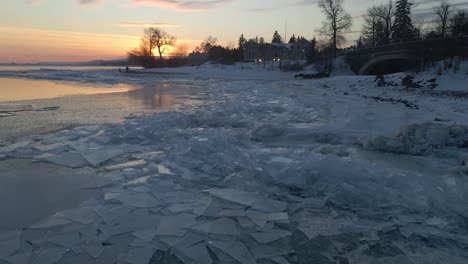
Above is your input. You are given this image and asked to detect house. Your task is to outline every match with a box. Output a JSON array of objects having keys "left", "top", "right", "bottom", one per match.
[
  {"left": 243, "top": 39, "right": 310, "bottom": 62},
  {"left": 188, "top": 52, "right": 209, "bottom": 66}
]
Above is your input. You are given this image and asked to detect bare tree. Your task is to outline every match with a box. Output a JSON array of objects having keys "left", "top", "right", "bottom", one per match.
[
  {"left": 318, "top": 0, "right": 352, "bottom": 57},
  {"left": 374, "top": 1, "right": 394, "bottom": 44},
  {"left": 413, "top": 15, "right": 427, "bottom": 39},
  {"left": 128, "top": 27, "right": 176, "bottom": 68},
  {"left": 144, "top": 27, "right": 176, "bottom": 61},
  {"left": 434, "top": 0, "right": 453, "bottom": 38}
]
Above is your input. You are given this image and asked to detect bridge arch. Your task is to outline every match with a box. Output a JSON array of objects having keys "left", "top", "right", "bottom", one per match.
[{"left": 358, "top": 53, "right": 415, "bottom": 75}]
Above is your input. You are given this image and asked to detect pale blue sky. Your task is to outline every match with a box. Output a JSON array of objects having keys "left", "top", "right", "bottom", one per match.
[{"left": 0, "top": 0, "right": 465, "bottom": 62}]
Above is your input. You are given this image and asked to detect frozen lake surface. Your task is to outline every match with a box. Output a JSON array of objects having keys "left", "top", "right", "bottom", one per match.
[{"left": 0, "top": 62, "right": 467, "bottom": 263}]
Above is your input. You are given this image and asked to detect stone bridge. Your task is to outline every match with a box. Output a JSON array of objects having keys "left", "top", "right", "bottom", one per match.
[{"left": 347, "top": 36, "right": 468, "bottom": 75}]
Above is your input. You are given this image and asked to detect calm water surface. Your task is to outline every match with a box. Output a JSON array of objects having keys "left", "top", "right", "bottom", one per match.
[{"left": 0, "top": 78, "right": 137, "bottom": 102}]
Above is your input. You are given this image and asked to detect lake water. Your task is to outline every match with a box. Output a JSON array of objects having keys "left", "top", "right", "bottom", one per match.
[
  {"left": 0, "top": 77, "right": 201, "bottom": 140},
  {"left": 0, "top": 78, "right": 137, "bottom": 102},
  {"left": 0, "top": 65, "right": 134, "bottom": 71}
]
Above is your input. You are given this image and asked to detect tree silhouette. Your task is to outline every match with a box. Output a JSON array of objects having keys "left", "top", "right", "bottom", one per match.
[
  {"left": 392, "top": 0, "right": 418, "bottom": 42},
  {"left": 449, "top": 10, "right": 468, "bottom": 36},
  {"left": 318, "top": 0, "right": 352, "bottom": 57},
  {"left": 272, "top": 31, "right": 283, "bottom": 43},
  {"left": 434, "top": 0, "right": 453, "bottom": 38}
]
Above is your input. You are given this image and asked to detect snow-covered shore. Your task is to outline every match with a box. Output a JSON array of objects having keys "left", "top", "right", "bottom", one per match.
[{"left": 0, "top": 61, "right": 467, "bottom": 263}]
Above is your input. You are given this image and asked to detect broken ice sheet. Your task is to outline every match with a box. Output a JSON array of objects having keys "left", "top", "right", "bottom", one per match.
[
  {"left": 33, "top": 142, "right": 66, "bottom": 152},
  {"left": 124, "top": 176, "right": 152, "bottom": 187},
  {"left": 48, "top": 232, "right": 82, "bottom": 248},
  {"left": 114, "top": 192, "right": 159, "bottom": 208},
  {"left": 30, "top": 247, "right": 68, "bottom": 264},
  {"left": 4, "top": 252, "right": 32, "bottom": 264},
  {"left": 126, "top": 247, "right": 155, "bottom": 264},
  {"left": 57, "top": 206, "right": 96, "bottom": 225},
  {"left": 246, "top": 210, "right": 288, "bottom": 227},
  {"left": 33, "top": 153, "right": 56, "bottom": 160},
  {"left": 174, "top": 242, "right": 212, "bottom": 264},
  {"left": 105, "top": 159, "right": 147, "bottom": 170},
  {"left": 132, "top": 228, "right": 157, "bottom": 242},
  {"left": 156, "top": 213, "right": 197, "bottom": 237},
  {"left": 45, "top": 151, "right": 89, "bottom": 168},
  {"left": 271, "top": 256, "right": 291, "bottom": 264},
  {"left": 82, "top": 242, "right": 104, "bottom": 258},
  {"left": 192, "top": 218, "right": 240, "bottom": 236},
  {"left": 0, "top": 141, "right": 32, "bottom": 153},
  {"left": 250, "top": 230, "right": 291, "bottom": 244},
  {"left": 0, "top": 230, "right": 22, "bottom": 258},
  {"left": 207, "top": 240, "right": 256, "bottom": 264},
  {"left": 204, "top": 188, "right": 258, "bottom": 207},
  {"left": 81, "top": 148, "right": 124, "bottom": 167},
  {"left": 297, "top": 217, "right": 343, "bottom": 239},
  {"left": 30, "top": 216, "right": 72, "bottom": 229}
]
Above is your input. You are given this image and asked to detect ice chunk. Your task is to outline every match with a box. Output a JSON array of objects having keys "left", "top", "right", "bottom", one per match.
[
  {"left": 251, "top": 199, "right": 287, "bottom": 213},
  {"left": 156, "top": 214, "right": 197, "bottom": 237},
  {"left": 82, "top": 242, "right": 104, "bottom": 258},
  {"left": 250, "top": 230, "right": 291, "bottom": 244},
  {"left": 237, "top": 217, "right": 256, "bottom": 228},
  {"left": 4, "top": 252, "right": 32, "bottom": 264},
  {"left": 114, "top": 192, "right": 159, "bottom": 208},
  {"left": 57, "top": 206, "right": 96, "bottom": 225},
  {"left": 126, "top": 247, "right": 155, "bottom": 264},
  {"left": 192, "top": 218, "right": 240, "bottom": 236},
  {"left": 124, "top": 176, "right": 152, "bottom": 187},
  {"left": 132, "top": 228, "right": 157, "bottom": 242},
  {"left": 48, "top": 232, "right": 81, "bottom": 248},
  {"left": 34, "top": 143, "right": 66, "bottom": 152},
  {"left": 0, "top": 141, "right": 32, "bottom": 153},
  {"left": 174, "top": 242, "right": 212, "bottom": 264},
  {"left": 157, "top": 165, "right": 174, "bottom": 175},
  {"left": 45, "top": 151, "right": 89, "bottom": 168},
  {"left": 30, "top": 247, "right": 68, "bottom": 264},
  {"left": 218, "top": 209, "right": 245, "bottom": 217},
  {"left": 81, "top": 149, "right": 124, "bottom": 167},
  {"left": 207, "top": 240, "right": 256, "bottom": 264},
  {"left": 33, "top": 153, "right": 56, "bottom": 160},
  {"left": 271, "top": 256, "right": 291, "bottom": 264},
  {"left": 297, "top": 217, "right": 343, "bottom": 239},
  {"left": 246, "top": 211, "right": 288, "bottom": 227},
  {"left": 105, "top": 160, "right": 147, "bottom": 170},
  {"left": 30, "top": 216, "right": 72, "bottom": 229},
  {"left": 204, "top": 188, "right": 257, "bottom": 207},
  {"left": 0, "top": 230, "right": 21, "bottom": 258}
]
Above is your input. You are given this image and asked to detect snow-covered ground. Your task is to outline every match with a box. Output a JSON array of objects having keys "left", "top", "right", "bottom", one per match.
[{"left": 0, "top": 61, "right": 467, "bottom": 264}]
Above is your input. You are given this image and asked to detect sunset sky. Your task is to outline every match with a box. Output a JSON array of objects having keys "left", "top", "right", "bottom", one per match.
[{"left": 1, "top": 0, "right": 466, "bottom": 63}]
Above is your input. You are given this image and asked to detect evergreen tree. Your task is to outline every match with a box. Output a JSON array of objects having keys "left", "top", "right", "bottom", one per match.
[
  {"left": 259, "top": 37, "right": 265, "bottom": 44},
  {"left": 356, "top": 37, "right": 364, "bottom": 48},
  {"left": 272, "top": 31, "right": 283, "bottom": 43},
  {"left": 238, "top": 34, "right": 246, "bottom": 48},
  {"left": 289, "top": 34, "right": 297, "bottom": 43},
  {"left": 391, "top": 0, "right": 418, "bottom": 42},
  {"left": 306, "top": 37, "right": 317, "bottom": 64}
]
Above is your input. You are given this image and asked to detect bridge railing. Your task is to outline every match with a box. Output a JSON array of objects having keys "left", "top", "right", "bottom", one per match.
[{"left": 347, "top": 36, "right": 468, "bottom": 58}]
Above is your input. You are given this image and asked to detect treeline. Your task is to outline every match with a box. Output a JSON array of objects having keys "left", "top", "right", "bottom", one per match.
[{"left": 357, "top": 0, "right": 468, "bottom": 48}]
